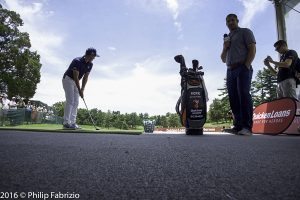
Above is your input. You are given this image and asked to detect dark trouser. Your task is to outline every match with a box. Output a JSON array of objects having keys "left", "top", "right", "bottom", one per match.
[{"left": 226, "top": 65, "right": 253, "bottom": 131}]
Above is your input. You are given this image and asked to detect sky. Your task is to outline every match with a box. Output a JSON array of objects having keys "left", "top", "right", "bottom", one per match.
[{"left": 1, "top": 0, "right": 299, "bottom": 115}]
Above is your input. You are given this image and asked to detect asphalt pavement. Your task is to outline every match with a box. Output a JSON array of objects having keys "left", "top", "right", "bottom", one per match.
[{"left": 0, "top": 130, "right": 300, "bottom": 200}]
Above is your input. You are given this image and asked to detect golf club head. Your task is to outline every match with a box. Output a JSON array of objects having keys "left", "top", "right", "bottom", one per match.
[
  {"left": 174, "top": 55, "right": 185, "bottom": 65},
  {"left": 192, "top": 59, "right": 199, "bottom": 70}
]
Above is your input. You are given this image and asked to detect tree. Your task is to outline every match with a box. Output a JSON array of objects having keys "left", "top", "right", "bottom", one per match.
[
  {"left": 208, "top": 98, "right": 224, "bottom": 123},
  {"left": 216, "top": 78, "right": 231, "bottom": 122},
  {"left": 104, "top": 110, "right": 113, "bottom": 129},
  {"left": 127, "top": 112, "right": 139, "bottom": 128},
  {"left": 0, "top": 5, "right": 42, "bottom": 98},
  {"left": 95, "top": 110, "right": 105, "bottom": 127},
  {"left": 154, "top": 115, "right": 162, "bottom": 126},
  {"left": 168, "top": 113, "right": 180, "bottom": 128},
  {"left": 160, "top": 116, "right": 168, "bottom": 128},
  {"left": 52, "top": 101, "right": 65, "bottom": 117},
  {"left": 252, "top": 68, "right": 277, "bottom": 106},
  {"left": 77, "top": 108, "right": 90, "bottom": 125}
]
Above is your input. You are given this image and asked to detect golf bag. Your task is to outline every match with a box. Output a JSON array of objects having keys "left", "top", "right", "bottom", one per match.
[{"left": 174, "top": 55, "right": 208, "bottom": 135}]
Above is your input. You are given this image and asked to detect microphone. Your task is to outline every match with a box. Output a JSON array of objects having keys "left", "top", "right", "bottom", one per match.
[{"left": 223, "top": 34, "right": 230, "bottom": 42}]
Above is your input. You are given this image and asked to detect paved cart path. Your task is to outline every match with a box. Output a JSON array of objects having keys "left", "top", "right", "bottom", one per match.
[{"left": 0, "top": 130, "right": 300, "bottom": 200}]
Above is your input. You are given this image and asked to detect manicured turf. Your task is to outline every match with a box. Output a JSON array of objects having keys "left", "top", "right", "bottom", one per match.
[{"left": 0, "top": 124, "right": 143, "bottom": 135}]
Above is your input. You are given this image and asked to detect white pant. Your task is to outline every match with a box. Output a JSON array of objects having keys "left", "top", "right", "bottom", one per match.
[{"left": 62, "top": 75, "right": 79, "bottom": 125}]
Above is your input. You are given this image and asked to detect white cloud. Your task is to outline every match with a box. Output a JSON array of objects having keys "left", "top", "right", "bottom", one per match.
[
  {"left": 3, "top": 0, "right": 66, "bottom": 69},
  {"left": 238, "top": 0, "right": 269, "bottom": 28},
  {"left": 108, "top": 46, "right": 117, "bottom": 51},
  {"left": 33, "top": 54, "right": 224, "bottom": 115},
  {"left": 33, "top": 73, "right": 65, "bottom": 104},
  {"left": 84, "top": 55, "right": 225, "bottom": 115},
  {"left": 165, "top": 0, "right": 179, "bottom": 20},
  {"left": 174, "top": 21, "right": 182, "bottom": 32},
  {"left": 84, "top": 61, "right": 181, "bottom": 115},
  {"left": 32, "top": 53, "right": 182, "bottom": 115},
  {"left": 126, "top": 0, "right": 199, "bottom": 33}
]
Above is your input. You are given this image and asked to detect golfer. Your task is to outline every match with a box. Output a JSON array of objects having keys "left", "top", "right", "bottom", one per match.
[{"left": 62, "top": 48, "right": 99, "bottom": 129}]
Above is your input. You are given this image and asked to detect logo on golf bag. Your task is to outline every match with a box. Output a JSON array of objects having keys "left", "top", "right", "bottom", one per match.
[
  {"left": 187, "top": 88, "right": 204, "bottom": 120},
  {"left": 193, "top": 100, "right": 200, "bottom": 109}
]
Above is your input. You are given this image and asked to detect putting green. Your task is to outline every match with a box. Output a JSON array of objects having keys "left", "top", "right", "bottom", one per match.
[{"left": 0, "top": 126, "right": 143, "bottom": 135}]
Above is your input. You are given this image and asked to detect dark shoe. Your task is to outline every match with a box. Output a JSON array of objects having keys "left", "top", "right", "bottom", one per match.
[
  {"left": 224, "top": 127, "right": 241, "bottom": 135},
  {"left": 63, "top": 123, "right": 70, "bottom": 129},
  {"left": 63, "top": 123, "right": 75, "bottom": 129}
]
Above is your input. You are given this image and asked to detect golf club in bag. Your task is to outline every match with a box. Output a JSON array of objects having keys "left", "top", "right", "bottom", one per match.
[
  {"left": 82, "top": 98, "right": 100, "bottom": 130},
  {"left": 174, "top": 55, "right": 208, "bottom": 135}
]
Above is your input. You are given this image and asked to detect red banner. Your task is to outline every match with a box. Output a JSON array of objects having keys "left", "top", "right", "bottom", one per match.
[
  {"left": 252, "top": 98, "right": 297, "bottom": 135},
  {"left": 284, "top": 101, "right": 300, "bottom": 134}
]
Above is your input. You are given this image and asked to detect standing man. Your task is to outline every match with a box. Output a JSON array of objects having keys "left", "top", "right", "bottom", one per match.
[
  {"left": 0, "top": 94, "right": 3, "bottom": 126},
  {"left": 62, "top": 48, "right": 99, "bottom": 129},
  {"left": 9, "top": 97, "right": 17, "bottom": 109},
  {"left": 1, "top": 93, "right": 10, "bottom": 126},
  {"left": 263, "top": 40, "right": 298, "bottom": 99},
  {"left": 221, "top": 14, "right": 256, "bottom": 136}
]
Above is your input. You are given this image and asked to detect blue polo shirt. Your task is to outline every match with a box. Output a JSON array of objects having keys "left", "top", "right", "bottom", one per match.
[{"left": 64, "top": 57, "right": 93, "bottom": 80}]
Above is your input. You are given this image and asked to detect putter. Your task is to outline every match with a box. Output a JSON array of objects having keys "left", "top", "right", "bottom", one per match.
[{"left": 82, "top": 98, "right": 100, "bottom": 130}]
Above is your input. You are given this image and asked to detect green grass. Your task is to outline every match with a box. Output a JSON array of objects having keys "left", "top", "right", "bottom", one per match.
[
  {"left": 204, "top": 122, "right": 232, "bottom": 128},
  {"left": 0, "top": 123, "right": 143, "bottom": 135},
  {"left": 0, "top": 122, "right": 231, "bottom": 134}
]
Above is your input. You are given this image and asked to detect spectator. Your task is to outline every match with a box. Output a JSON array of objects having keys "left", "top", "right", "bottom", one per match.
[
  {"left": 264, "top": 40, "right": 298, "bottom": 99},
  {"left": 25, "top": 100, "right": 32, "bottom": 124},
  {"left": 2, "top": 93, "right": 10, "bottom": 110},
  {"left": 42, "top": 106, "right": 48, "bottom": 122},
  {"left": 9, "top": 97, "right": 17, "bottom": 109},
  {"left": 43, "top": 106, "right": 48, "bottom": 113},
  {"left": 0, "top": 94, "right": 2, "bottom": 109},
  {"left": 17, "top": 98, "right": 26, "bottom": 109},
  {"left": 0, "top": 94, "right": 3, "bottom": 126},
  {"left": 1, "top": 93, "right": 10, "bottom": 125}
]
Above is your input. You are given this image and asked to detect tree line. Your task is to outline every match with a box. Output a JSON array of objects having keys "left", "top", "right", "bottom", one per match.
[{"left": 52, "top": 101, "right": 181, "bottom": 129}]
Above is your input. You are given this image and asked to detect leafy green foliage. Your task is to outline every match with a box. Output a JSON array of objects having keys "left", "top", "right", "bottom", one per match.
[
  {"left": 0, "top": 5, "right": 41, "bottom": 98},
  {"left": 251, "top": 68, "right": 277, "bottom": 107},
  {"left": 52, "top": 101, "right": 65, "bottom": 117}
]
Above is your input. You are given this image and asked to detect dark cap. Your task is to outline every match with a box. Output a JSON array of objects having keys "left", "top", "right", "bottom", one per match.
[{"left": 85, "top": 48, "right": 99, "bottom": 57}]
